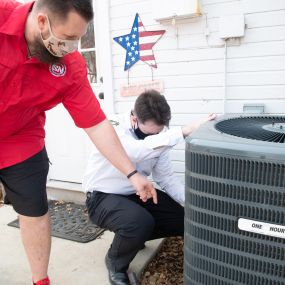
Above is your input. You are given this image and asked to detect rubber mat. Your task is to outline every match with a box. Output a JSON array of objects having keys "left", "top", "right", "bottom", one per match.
[{"left": 8, "top": 200, "right": 105, "bottom": 243}]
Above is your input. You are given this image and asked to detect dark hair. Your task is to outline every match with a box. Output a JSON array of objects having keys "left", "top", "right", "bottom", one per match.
[
  {"left": 35, "top": 0, "right": 93, "bottom": 22},
  {"left": 134, "top": 90, "right": 171, "bottom": 127}
]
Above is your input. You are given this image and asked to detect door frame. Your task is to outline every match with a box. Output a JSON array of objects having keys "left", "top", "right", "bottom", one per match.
[
  {"left": 46, "top": 0, "right": 114, "bottom": 186},
  {"left": 93, "top": 0, "right": 115, "bottom": 115}
]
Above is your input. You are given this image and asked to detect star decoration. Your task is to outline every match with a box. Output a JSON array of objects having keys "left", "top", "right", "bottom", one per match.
[{"left": 113, "top": 13, "right": 166, "bottom": 71}]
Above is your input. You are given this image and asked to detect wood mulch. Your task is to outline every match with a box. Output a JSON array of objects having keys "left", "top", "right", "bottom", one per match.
[{"left": 140, "top": 237, "right": 184, "bottom": 285}]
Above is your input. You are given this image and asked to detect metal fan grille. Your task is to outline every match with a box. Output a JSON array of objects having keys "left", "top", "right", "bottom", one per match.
[{"left": 215, "top": 116, "right": 285, "bottom": 143}]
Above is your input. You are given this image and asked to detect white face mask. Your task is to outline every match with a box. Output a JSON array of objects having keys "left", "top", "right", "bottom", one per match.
[{"left": 40, "top": 16, "right": 79, "bottom": 57}]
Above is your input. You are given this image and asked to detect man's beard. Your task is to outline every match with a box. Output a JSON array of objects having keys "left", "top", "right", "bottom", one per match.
[{"left": 31, "top": 35, "right": 61, "bottom": 65}]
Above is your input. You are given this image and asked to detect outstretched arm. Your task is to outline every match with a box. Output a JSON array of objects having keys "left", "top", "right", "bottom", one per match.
[
  {"left": 181, "top": 113, "right": 217, "bottom": 138},
  {"left": 115, "top": 114, "right": 217, "bottom": 162}
]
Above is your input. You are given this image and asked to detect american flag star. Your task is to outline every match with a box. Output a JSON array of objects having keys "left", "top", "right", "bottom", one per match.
[{"left": 113, "top": 13, "right": 166, "bottom": 71}]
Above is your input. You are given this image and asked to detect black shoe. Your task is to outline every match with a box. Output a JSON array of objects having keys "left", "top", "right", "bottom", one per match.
[{"left": 105, "top": 254, "right": 131, "bottom": 285}]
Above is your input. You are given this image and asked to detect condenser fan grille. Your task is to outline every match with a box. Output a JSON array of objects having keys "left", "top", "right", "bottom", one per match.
[{"left": 215, "top": 116, "right": 285, "bottom": 143}]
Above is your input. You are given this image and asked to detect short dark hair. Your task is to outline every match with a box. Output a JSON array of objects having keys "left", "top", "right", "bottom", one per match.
[
  {"left": 35, "top": 0, "right": 93, "bottom": 22},
  {"left": 134, "top": 90, "right": 171, "bottom": 127}
]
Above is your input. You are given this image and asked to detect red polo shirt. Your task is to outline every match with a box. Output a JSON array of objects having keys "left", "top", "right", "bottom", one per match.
[{"left": 0, "top": 1, "right": 106, "bottom": 169}]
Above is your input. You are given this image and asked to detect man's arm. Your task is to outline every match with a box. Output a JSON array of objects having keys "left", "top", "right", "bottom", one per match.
[
  {"left": 151, "top": 113, "right": 217, "bottom": 205},
  {"left": 118, "top": 113, "right": 217, "bottom": 163},
  {"left": 84, "top": 119, "right": 157, "bottom": 203},
  {"left": 181, "top": 113, "right": 217, "bottom": 138},
  {"left": 118, "top": 127, "right": 184, "bottom": 163},
  {"left": 152, "top": 150, "right": 185, "bottom": 205}
]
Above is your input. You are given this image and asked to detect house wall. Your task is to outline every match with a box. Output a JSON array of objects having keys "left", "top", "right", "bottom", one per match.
[
  {"left": 109, "top": 0, "right": 285, "bottom": 182},
  {"left": 17, "top": 0, "right": 285, "bottom": 187}
]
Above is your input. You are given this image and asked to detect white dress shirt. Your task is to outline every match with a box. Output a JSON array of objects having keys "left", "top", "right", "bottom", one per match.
[{"left": 83, "top": 113, "right": 185, "bottom": 204}]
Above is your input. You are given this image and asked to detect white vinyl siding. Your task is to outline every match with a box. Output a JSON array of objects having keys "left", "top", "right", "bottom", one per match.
[{"left": 109, "top": 0, "right": 285, "bottom": 181}]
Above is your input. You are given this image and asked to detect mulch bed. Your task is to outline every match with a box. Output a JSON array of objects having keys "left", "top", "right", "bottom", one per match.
[{"left": 140, "top": 237, "right": 184, "bottom": 285}]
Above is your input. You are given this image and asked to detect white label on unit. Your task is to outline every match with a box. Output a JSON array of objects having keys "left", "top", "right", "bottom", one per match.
[{"left": 238, "top": 218, "right": 285, "bottom": 239}]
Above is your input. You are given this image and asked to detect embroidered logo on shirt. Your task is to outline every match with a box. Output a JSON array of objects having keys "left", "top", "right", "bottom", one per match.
[{"left": 49, "top": 63, "right": 66, "bottom": 77}]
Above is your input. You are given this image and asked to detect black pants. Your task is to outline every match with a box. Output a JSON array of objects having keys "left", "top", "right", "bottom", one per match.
[{"left": 86, "top": 190, "right": 184, "bottom": 272}]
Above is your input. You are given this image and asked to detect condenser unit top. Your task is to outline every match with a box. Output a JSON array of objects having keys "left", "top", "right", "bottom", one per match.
[
  {"left": 215, "top": 116, "right": 285, "bottom": 143},
  {"left": 187, "top": 115, "right": 285, "bottom": 162}
]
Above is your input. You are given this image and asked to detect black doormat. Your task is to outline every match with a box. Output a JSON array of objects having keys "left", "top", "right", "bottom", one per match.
[{"left": 8, "top": 200, "right": 105, "bottom": 243}]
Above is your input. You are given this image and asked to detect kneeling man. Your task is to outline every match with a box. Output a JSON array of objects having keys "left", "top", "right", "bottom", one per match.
[{"left": 83, "top": 90, "right": 216, "bottom": 285}]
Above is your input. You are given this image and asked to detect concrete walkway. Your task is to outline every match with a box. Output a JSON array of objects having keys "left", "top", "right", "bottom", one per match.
[{"left": 0, "top": 204, "right": 163, "bottom": 285}]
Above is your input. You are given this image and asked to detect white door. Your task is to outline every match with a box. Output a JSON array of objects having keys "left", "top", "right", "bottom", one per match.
[{"left": 45, "top": 0, "right": 114, "bottom": 184}]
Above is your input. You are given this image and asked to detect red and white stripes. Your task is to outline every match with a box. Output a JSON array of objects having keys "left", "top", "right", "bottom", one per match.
[{"left": 138, "top": 16, "right": 165, "bottom": 68}]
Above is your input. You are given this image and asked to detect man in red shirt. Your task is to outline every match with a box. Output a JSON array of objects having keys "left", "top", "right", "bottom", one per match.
[{"left": 0, "top": 1, "right": 157, "bottom": 284}]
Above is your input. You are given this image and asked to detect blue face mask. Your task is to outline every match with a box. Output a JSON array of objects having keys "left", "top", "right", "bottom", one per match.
[
  {"left": 134, "top": 124, "right": 151, "bottom": 140},
  {"left": 131, "top": 111, "right": 150, "bottom": 140}
]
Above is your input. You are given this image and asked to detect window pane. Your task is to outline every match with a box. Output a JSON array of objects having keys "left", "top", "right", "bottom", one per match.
[
  {"left": 81, "top": 21, "right": 95, "bottom": 49},
  {"left": 82, "top": 51, "right": 97, "bottom": 84}
]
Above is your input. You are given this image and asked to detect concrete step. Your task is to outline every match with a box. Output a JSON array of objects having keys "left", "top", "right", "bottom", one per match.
[{"left": 46, "top": 181, "right": 85, "bottom": 205}]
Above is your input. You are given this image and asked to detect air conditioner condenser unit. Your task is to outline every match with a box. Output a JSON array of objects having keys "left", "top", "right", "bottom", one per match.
[{"left": 185, "top": 115, "right": 285, "bottom": 285}]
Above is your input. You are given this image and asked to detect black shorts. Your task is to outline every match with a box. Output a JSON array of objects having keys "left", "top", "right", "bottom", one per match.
[{"left": 0, "top": 147, "right": 49, "bottom": 217}]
